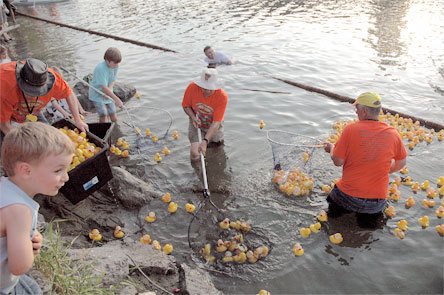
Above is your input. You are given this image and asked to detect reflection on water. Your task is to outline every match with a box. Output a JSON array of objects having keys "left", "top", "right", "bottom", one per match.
[{"left": 5, "top": 0, "right": 444, "bottom": 293}]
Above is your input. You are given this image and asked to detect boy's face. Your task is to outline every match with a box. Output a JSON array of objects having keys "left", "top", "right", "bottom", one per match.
[
  {"left": 106, "top": 60, "right": 120, "bottom": 69},
  {"left": 27, "top": 152, "right": 73, "bottom": 196}
]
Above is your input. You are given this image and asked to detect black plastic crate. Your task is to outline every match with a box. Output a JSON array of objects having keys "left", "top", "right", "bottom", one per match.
[
  {"left": 87, "top": 122, "right": 115, "bottom": 147},
  {"left": 52, "top": 119, "right": 113, "bottom": 204}
]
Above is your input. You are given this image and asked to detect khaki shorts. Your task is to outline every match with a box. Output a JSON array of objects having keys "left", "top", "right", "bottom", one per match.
[{"left": 188, "top": 120, "right": 224, "bottom": 143}]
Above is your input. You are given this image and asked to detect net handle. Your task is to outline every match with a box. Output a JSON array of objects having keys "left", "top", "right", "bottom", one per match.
[{"left": 266, "top": 129, "right": 324, "bottom": 148}]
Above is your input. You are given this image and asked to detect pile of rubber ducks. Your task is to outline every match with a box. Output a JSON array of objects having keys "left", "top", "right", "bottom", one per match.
[
  {"left": 110, "top": 137, "right": 130, "bottom": 158},
  {"left": 272, "top": 168, "right": 315, "bottom": 197},
  {"left": 199, "top": 217, "right": 269, "bottom": 265},
  {"left": 326, "top": 119, "right": 355, "bottom": 144},
  {"left": 58, "top": 127, "right": 102, "bottom": 171}
]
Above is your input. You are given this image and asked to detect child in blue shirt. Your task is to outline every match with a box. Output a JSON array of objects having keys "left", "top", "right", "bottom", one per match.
[{"left": 89, "top": 47, "right": 123, "bottom": 123}]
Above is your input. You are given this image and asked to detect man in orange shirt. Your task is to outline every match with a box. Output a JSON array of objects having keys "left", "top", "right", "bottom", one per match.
[
  {"left": 324, "top": 92, "right": 407, "bottom": 216},
  {"left": 0, "top": 58, "right": 87, "bottom": 136},
  {"left": 182, "top": 68, "right": 228, "bottom": 161}
]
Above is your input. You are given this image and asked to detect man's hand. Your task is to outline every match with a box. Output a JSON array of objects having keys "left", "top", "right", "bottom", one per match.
[
  {"left": 74, "top": 118, "right": 89, "bottom": 132},
  {"left": 31, "top": 231, "right": 43, "bottom": 256},
  {"left": 115, "top": 98, "right": 124, "bottom": 108},
  {"left": 192, "top": 116, "right": 201, "bottom": 129},
  {"left": 324, "top": 142, "right": 333, "bottom": 153}
]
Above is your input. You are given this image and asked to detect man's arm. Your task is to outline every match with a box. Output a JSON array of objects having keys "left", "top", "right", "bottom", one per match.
[
  {"left": 389, "top": 158, "right": 406, "bottom": 173},
  {"left": 324, "top": 142, "right": 344, "bottom": 166},
  {"left": 183, "top": 107, "right": 200, "bottom": 127},
  {"left": 101, "top": 84, "right": 123, "bottom": 108},
  {"left": 5, "top": 205, "right": 35, "bottom": 275},
  {"left": 0, "top": 121, "right": 12, "bottom": 135},
  {"left": 65, "top": 92, "right": 88, "bottom": 132},
  {"left": 199, "top": 121, "right": 221, "bottom": 154}
]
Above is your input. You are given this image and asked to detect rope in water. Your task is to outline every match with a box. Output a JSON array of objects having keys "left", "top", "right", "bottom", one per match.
[
  {"left": 272, "top": 76, "right": 444, "bottom": 131},
  {"left": 16, "top": 11, "right": 177, "bottom": 53}
]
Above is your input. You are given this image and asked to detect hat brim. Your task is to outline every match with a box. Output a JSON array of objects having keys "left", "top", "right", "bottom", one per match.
[
  {"left": 16, "top": 61, "right": 55, "bottom": 97},
  {"left": 194, "top": 77, "right": 219, "bottom": 91}
]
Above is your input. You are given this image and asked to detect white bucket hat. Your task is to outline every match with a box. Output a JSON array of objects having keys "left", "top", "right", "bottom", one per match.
[{"left": 194, "top": 68, "right": 219, "bottom": 90}]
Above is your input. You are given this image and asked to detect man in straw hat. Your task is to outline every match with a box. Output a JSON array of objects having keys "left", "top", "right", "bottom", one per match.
[
  {"left": 182, "top": 68, "right": 228, "bottom": 161},
  {"left": 0, "top": 58, "right": 88, "bottom": 135},
  {"left": 323, "top": 92, "right": 407, "bottom": 221}
]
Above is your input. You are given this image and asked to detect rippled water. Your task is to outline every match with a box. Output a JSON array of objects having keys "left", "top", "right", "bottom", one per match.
[{"left": 9, "top": 0, "right": 444, "bottom": 293}]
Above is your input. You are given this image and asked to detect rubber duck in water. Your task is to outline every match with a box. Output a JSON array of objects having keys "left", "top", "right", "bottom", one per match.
[
  {"left": 435, "top": 206, "right": 444, "bottom": 218},
  {"left": 257, "top": 290, "right": 271, "bottom": 295},
  {"left": 299, "top": 227, "right": 311, "bottom": 238},
  {"left": 410, "top": 182, "right": 420, "bottom": 194},
  {"left": 233, "top": 252, "right": 247, "bottom": 264},
  {"left": 389, "top": 191, "right": 401, "bottom": 202},
  {"left": 172, "top": 130, "right": 180, "bottom": 140},
  {"left": 309, "top": 222, "right": 322, "bottom": 233},
  {"left": 167, "top": 202, "right": 178, "bottom": 213},
  {"left": 394, "top": 228, "right": 405, "bottom": 240},
  {"left": 255, "top": 245, "right": 269, "bottom": 258},
  {"left": 422, "top": 199, "right": 436, "bottom": 208},
  {"left": 435, "top": 224, "right": 444, "bottom": 237},
  {"left": 163, "top": 243, "right": 173, "bottom": 255},
  {"left": 140, "top": 234, "right": 152, "bottom": 245},
  {"left": 437, "top": 176, "right": 444, "bottom": 187},
  {"left": 152, "top": 240, "right": 161, "bottom": 250},
  {"left": 240, "top": 221, "right": 252, "bottom": 233},
  {"left": 402, "top": 176, "right": 412, "bottom": 186},
  {"left": 151, "top": 135, "right": 159, "bottom": 143},
  {"left": 292, "top": 243, "right": 304, "bottom": 257},
  {"left": 405, "top": 197, "right": 415, "bottom": 209},
  {"left": 418, "top": 216, "right": 429, "bottom": 228},
  {"left": 230, "top": 220, "right": 241, "bottom": 230},
  {"left": 384, "top": 205, "right": 396, "bottom": 218},
  {"left": 421, "top": 180, "right": 430, "bottom": 191},
  {"left": 185, "top": 203, "right": 195, "bottom": 214},
  {"left": 222, "top": 251, "right": 233, "bottom": 263},
  {"left": 113, "top": 226, "right": 125, "bottom": 239},
  {"left": 426, "top": 188, "right": 437, "bottom": 199},
  {"left": 322, "top": 184, "right": 332, "bottom": 193},
  {"left": 329, "top": 233, "right": 343, "bottom": 245},
  {"left": 259, "top": 120, "right": 266, "bottom": 129},
  {"left": 400, "top": 167, "right": 409, "bottom": 175},
  {"left": 154, "top": 152, "right": 162, "bottom": 163},
  {"left": 216, "top": 239, "right": 228, "bottom": 253},
  {"left": 317, "top": 210, "right": 328, "bottom": 222},
  {"left": 88, "top": 229, "right": 102, "bottom": 242},
  {"left": 397, "top": 220, "right": 408, "bottom": 231},
  {"left": 302, "top": 152, "right": 310, "bottom": 163},
  {"left": 246, "top": 250, "right": 259, "bottom": 263},
  {"left": 439, "top": 186, "right": 444, "bottom": 197},
  {"left": 161, "top": 192, "right": 171, "bottom": 203},
  {"left": 145, "top": 128, "right": 151, "bottom": 137},
  {"left": 145, "top": 211, "right": 157, "bottom": 223},
  {"left": 162, "top": 146, "right": 170, "bottom": 155},
  {"left": 393, "top": 176, "right": 402, "bottom": 186},
  {"left": 201, "top": 243, "right": 211, "bottom": 256},
  {"left": 219, "top": 218, "right": 230, "bottom": 230}
]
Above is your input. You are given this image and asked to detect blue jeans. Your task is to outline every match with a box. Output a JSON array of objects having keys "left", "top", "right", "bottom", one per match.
[
  {"left": 92, "top": 101, "right": 116, "bottom": 117},
  {"left": 327, "top": 186, "right": 387, "bottom": 214}
]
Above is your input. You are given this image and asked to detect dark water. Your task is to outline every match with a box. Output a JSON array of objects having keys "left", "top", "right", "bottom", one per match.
[{"left": 8, "top": 0, "right": 444, "bottom": 294}]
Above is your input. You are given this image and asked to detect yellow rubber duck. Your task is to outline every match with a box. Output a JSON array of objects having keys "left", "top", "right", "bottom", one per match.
[
  {"left": 389, "top": 191, "right": 400, "bottom": 202},
  {"left": 230, "top": 221, "right": 241, "bottom": 230},
  {"left": 161, "top": 192, "right": 171, "bottom": 203},
  {"left": 259, "top": 120, "right": 266, "bottom": 129},
  {"left": 114, "top": 147, "right": 122, "bottom": 156},
  {"left": 216, "top": 239, "right": 228, "bottom": 253},
  {"left": 422, "top": 199, "right": 436, "bottom": 208},
  {"left": 163, "top": 243, "right": 173, "bottom": 255},
  {"left": 322, "top": 184, "right": 332, "bottom": 193},
  {"left": 421, "top": 180, "right": 430, "bottom": 191},
  {"left": 228, "top": 241, "right": 238, "bottom": 252},
  {"left": 292, "top": 243, "right": 304, "bottom": 257},
  {"left": 162, "top": 146, "right": 171, "bottom": 156},
  {"left": 257, "top": 290, "right": 271, "bottom": 295},
  {"left": 418, "top": 216, "right": 429, "bottom": 228},
  {"left": 405, "top": 197, "right": 415, "bottom": 209},
  {"left": 402, "top": 176, "right": 412, "bottom": 186},
  {"left": 233, "top": 233, "right": 244, "bottom": 243},
  {"left": 154, "top": 152, "right": 162, "bottom": 163},
  {"left": 254, "top": 245, "right": 269, "bottom": 258},
  {"left": 113, "top": 226, "right": 125, "bottom": 239},
  {"left": 439, "top": 186, "right": 444, "bottom": 197},
  {"left": 426, "top": 188, "right": 437, "bottom": 199},
  {"left": 309, "top": 222, "right": 322, "bottom": 233},
  {"left": 299, "top": 227, "right": 311, "bottom": 238},
  {"left": 410, "top": 182, "right": 420, "bottom": 193},
  {"left": 302, "top": 152, "right": 310, "bottom": 163},
  {"left": 151, "top": 135, "right": 159, "bottom": 143},
  {"left": 172, "top": 130, "right": 180, "bottom": 140},
  {"left": 185, "top": 203, "right": 196, "bottom": 214},
  {"left": 435, "top": 206, "right": 444, "bottom": 218},
  {"left": 201, "top": 244, "right": 211, "bottom": 256},
  {"left": 317, "top": 210, "right": 328, "bottom": 222},
  {"left": 397, "top": 220, "right": 408, "bottom": 231},
  {"left": 239, "top": 221, "right": 252, "bottom": 233},
  {"left": 222, "top": 251, "right": 233, "bottom": 263},
  {"left": 140, "top": 234, "right": 152, "bottom": 245},
  {"left": 246, "top": 250, "right": 258, "bottom": 263},
  {"left": 145, "top": 211, "right": 157, "bottom": 223},
  {"left": 233, "top": 252, "right": 247, "bottom": 264},
  {"left": 329, "top": 233, "right": 343, "bottom": 245},
  {"left": 145, "top": 128, "right": 151, "bottom": 137},
  {"left": 219, "top": 218, "right": 230, "bottom": 230},
  {"left": 394, "top": 228, "right": 405, "bottom": 240},
  {"left": 437, "top": 176, "right": 444, "bottom": 187},
  {"left": 167, "top": 202, "right": 178, "bottom": 213},
  {"left": 400, "top": 167, "right": 409, "bottom": 175},
  {"left": 384, "top": 205, "right": 396, "bottom": 218},
  {"left": 88, "top": 229, "right": 102, "bottom": 242},
  {"left": 435, "top": 224, "right": 444, "bottom": 237},
  {"left": 393, "top": 176, "right": 402, "bottom": 186},
  {"left": 152, "top": 240, "right": 161, "bottom": 250},
  {"left": 121, "top": 150, "right": 129, "bottom": 158}
]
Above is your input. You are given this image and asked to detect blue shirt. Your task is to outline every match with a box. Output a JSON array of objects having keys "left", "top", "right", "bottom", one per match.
[{"left": 88, "top": 61, "right": 118, "bottom": 104}]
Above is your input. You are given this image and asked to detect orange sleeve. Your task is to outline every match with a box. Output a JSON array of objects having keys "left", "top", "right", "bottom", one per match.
[
  {"left": 181, "top": 83, "right": 194, "bottom": 108},
  {"left": 333, "top": 124, "right": 351, "bottom": 159},
  {"left": 49, "top": 70, "right": 72, "bottom": 100},
  {"left": 212, "top": 89, "right": 228, "bottom": 122}
]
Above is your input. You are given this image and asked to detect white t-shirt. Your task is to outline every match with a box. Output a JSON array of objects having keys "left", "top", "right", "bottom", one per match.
[{"left": 204, "top": 51, "right": 231, "bottom": 65}]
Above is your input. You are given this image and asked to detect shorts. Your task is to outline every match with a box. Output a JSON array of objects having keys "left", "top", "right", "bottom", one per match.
[
  {"left": 188, "top": 119, "right": 224, "bottom": 144},
  {"left": 92, "top": 101, "right": 116, "bottom": 117},
  {"left": 327, "top": 186, "right": 387, "bottom": 214}
]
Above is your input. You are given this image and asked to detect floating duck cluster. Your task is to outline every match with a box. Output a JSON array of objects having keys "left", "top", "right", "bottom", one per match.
[
  {"left": 326, "top": 119, "right": 355, "bottom": 144},
  {"left": 139, "top": 232, "right": 173, "bottom": 254},
  {"left": 272, "top": 168, "right": 315, "bottom": 197},
  {"left": 171, "top": 130, "right": 180, "bottom": 140},
  {"left": 58, "top": 127, "right": 102, "bottom": 171}
]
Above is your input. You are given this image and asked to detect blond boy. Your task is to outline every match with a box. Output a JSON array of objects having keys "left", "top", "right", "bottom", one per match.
[{"left": 0, "top": 122, "right": 74, "bottom": 294}]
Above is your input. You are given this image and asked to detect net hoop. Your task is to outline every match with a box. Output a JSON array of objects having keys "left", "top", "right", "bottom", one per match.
[
  {"left": 266, "top": 130, "right": 323, "bottom": 148},
  {"left": 122, "top": 106, "right": 174, "bottom": 139}
]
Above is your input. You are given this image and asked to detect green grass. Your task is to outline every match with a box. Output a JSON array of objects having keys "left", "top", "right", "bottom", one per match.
[{"left": 34, "top": 221, "right": 116, "bottom": 295}]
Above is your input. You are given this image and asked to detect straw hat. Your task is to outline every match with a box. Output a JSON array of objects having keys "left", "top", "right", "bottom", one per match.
[
  {"left": 16, "top": 58, "right": 55, "bottom": 96},
  {"left": 194, "top": 68, "right": 219, "bottom": 90}
]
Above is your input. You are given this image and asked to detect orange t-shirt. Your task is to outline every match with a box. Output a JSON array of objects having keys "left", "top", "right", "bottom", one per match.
[
  {"left": 0, "top": 61, "right": 72, "bottom": 123},
  {"left": 333, "top": 120, "right": 407, "bottom": 199},
  {"left": 181, "top": 82, "right": 228, "bottom": 129}
]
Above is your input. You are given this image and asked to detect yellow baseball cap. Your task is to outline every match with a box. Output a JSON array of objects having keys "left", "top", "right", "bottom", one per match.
[{"left": 353, "top": 92, "right": 382, "bottom": 108}]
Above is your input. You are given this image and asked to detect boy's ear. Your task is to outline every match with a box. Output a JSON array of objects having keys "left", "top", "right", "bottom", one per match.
[{"left": 15, "top": 162, "right": 33, "bottom": 177}]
